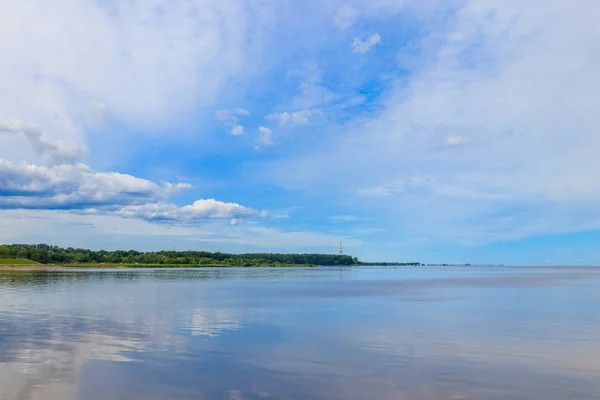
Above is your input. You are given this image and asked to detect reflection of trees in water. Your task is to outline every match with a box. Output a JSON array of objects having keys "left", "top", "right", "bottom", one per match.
[
  {"left": 0, "top": 270, "right": 144, "bottom": 286},
  {"left": 0, "top": 267, "right": 357, "bottom": 288}
]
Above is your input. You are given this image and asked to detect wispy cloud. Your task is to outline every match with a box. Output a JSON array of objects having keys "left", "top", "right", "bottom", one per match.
[
  {"left": 216, "top": 109, "right": 251, "bottom": 121},
  {"left": 0, "top": 0, "right": 259, "bottom": 155},
  {"left": 264, "top": 0, "right": 600, "bottom": 248},
  {"left": 258, "top": 126, "right": 273, "bottom": 146},
  {"left": 358, "top": 185, "right": 404, "bottom": 198},
  {"left": 0, "top": 119, "right": 85, "bottom": 166},
  {"left": 265, "top": 109, "right": 321, "bottom": 126},
  {"left": 352, "top": 33, "right": 381, "bottom": 54},
  {"left": 216, "top": 109, "right": 251, "bottom": 136},
  {"left": 334, "top": 5, "right": 359, "bottom": 31},
  {"left": 444, "top": 136, "right": 466, "bottom": 148}
]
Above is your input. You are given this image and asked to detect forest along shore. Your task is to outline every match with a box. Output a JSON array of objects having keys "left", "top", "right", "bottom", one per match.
[
  {"left": 0, "top": 244, "right": 421, "bottom": 269},
  {"left": 0, "top": 264, "right": 324, "bottom": 270}
]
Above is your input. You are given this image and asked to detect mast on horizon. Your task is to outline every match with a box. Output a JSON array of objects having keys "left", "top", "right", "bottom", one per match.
[{"left": 339, "top": 242, "right": 343, "bottom": 256}]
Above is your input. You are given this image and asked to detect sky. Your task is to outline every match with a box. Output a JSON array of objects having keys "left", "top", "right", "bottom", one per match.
[{"left": 0, "top": 0, "right": 599, "bottom": 265}]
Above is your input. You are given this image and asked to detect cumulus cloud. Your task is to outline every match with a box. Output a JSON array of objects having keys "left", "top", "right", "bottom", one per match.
[
  {"left": 265, "top": 109, "right": 321, "bottom": 126},
  {"left": 0, "top": 148, "right": 266, "bottom": 225},
  {"left": 352, "top": 33, "right": 381, "bottom": 54},
  {"left": 0, "top": 117, "right": 266, "bottom": 224},
  {"left": 0, "top": 159, "right": 183, "bottom": 209},
  {"left": 230, "top": 124, "right": 245, "bottom": 136},
  {"left": 258, "top": 127, "right": 273, "bottom": 146},
  {"left": 0, "top": 156, "right": 266, "bottom": 224},
  {"left": 106, "top": 200, "right": 267, "bottom": 223},
  {"left": 265, "top": 112, "right": 291, "bottom": 125}
]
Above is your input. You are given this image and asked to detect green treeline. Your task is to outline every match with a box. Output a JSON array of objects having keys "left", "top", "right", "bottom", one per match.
[{"left": 0, "top": 244, "right": 358, "bottom": 266}]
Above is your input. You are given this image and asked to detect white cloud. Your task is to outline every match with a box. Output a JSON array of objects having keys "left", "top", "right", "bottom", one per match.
[
  {"left": 230, "top": 124, "right": 246, "bottom": 136},
  {"left": 444, "top": 136, "right": 465, "bottom": 147},
  {"left": 0, "top": 0, "right": 264, "bottom": 158},
  {"left": 286, "top": 64, "right": 338, "bottom": 111},
  {"left": 265, "top": 109, "right": 320, "bottom": 126},
  {"left": 266, "top": 112, "right": 291, "bottom": 125},
  {"left": 233, "top": 108, "right": 251, "bottom": 117},
  {"left": 0, "top": 158, "right": 185, "bottom": 210},
  {"left": 0, "top": 119, "right": 85, "bottom": 166},
  {"left": 103, "top": 199, "right": 266, "bottom": 222},
  {"left": 7, "top": 0, "right": 598, "bottom": 253},
  {"left": 0, "top": 156, "right": 268, "bottom": 224},
  {"left": 352, "top": 33, "right": 381, "bottom": 54},
  {"left": 258, "top": 126, "right": 273, "bottom": 146},
  {"left": 0, "top": 117, "right": 264, "bottom": 223},
  {"left": 0, "top": 117, "right": 194, "bottom": 210},
  {"left": 216, "top": 109, "right": 251, "bottom": 122}
]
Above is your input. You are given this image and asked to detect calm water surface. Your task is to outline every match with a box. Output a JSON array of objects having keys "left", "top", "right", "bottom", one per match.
[{"left": 1, "top": 266, "right": 600, "bottom": 400}]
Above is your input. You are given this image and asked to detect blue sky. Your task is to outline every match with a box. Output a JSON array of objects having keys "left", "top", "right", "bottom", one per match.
[{"left": 0, "top": 0, "right": 599, "bottom": 265}]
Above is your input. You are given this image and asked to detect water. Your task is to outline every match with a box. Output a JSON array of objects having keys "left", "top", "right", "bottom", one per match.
[{"left": 1, "top": 266, "right": 600, "bottom": 400}]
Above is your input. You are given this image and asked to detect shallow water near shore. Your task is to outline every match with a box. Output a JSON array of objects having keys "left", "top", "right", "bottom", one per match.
[{"left": 1, "top": 266, "right": 600, "bottom": 400}]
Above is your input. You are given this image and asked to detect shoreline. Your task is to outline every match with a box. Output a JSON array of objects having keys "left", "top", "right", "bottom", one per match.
[{"left": 0, "top": 264, "right": 128, "bottom": 270}]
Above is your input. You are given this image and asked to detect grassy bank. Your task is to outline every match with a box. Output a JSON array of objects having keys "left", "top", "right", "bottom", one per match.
[{"left": 0, "top": 258, "right": 40, "bottom": 265}]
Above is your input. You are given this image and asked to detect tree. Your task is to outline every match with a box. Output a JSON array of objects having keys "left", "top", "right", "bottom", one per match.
[{"left": 29, "top": 248, "right": 49, "bottom": 263}]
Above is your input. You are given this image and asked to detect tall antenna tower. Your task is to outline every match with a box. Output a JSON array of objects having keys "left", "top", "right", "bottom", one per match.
[{"left": 339, "top": 242, "right": 343, "bottom": 256}]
